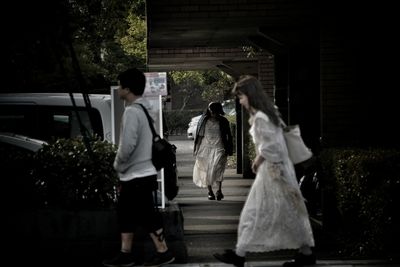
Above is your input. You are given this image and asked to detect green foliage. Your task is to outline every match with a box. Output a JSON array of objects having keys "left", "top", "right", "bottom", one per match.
[
  {"left": 319, "top": 148, "right": 400, "bottom": 257},
  {"left": 242, "top": 46, "right": 262, "bottom": 58},
  {"left": 119, "top": 12, "right": 147, "bottom": 63},
  {"left": 226, "top": 114, "right": 237, "bottom": 154},
  {"left": 170, "top": 70, "right": 234, "bottom": 110},
  {"left": 68, "top": 0, "right": 146, "bottom": 86},
  {"left": 164, "top": 110, "right": 203, "bottom": 135},
  {"left": 32, "top": 137, "right": 119, "bottom": 210},
  {"left": 170, "top": 71, "right": 206, "bottom": 110},
  {"left": 226, "top": 153, "right": 237, "bottom": 169},
  {"left": 202, "top": 71, "right": 235, "bottom": 102},
  {"left": 171, "top": 71, "right": 205, "bottom": 85},
  {"left": 5, "top": 0, "right": 146, "bottom": 91},
  {"left": 246, "top": 133, "right": 256, "bottom": 161},
  {"left": 0, "top": 143, "right": 39, "bottom": 209}
]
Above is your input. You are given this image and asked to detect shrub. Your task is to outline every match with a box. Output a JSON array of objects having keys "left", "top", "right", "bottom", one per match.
[
  {"left": 32, "top": 137, "right": 119, "bottom": 210},
  {"left": 226, "top": 114, "right": 237, "bottom": 154},
  {"left": 164, "top": 109, "right": 203, "bottom": 135},
  {"left": 319, "top": 148, "right": 400, "bottom": 257},
  {"left": 1, "top": 143, "right": 39, "bottom": 209}
]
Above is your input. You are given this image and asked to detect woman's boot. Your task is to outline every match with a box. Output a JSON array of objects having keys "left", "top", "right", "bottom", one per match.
[{"left": 216, "top": 190, "right": 224, "bottom": 201}]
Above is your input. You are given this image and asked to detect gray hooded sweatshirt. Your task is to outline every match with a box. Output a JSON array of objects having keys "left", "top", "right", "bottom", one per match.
[{"left": 113, "top": 97, "right": 157, "bottom": 181}]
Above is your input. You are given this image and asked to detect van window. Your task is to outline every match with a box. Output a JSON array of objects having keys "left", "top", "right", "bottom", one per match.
[{"left": 0, "top": 105, "right": 103, "bottom": 141}]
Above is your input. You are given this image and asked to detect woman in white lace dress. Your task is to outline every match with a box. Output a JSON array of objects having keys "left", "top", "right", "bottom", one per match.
[
  {"left": 193, "top": 102, "right": 233, "bottom": 200},
  {"left": 214, "top": 76, "right": 315, "bottom": 267}
]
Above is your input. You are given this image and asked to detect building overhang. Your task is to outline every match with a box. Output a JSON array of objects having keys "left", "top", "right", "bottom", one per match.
[{"left": 146, "top": 0, "right": 318, "bottom": 74}]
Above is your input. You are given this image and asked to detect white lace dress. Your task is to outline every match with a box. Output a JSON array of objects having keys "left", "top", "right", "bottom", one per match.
[
  {"left": 236, "top": 111, "right": 314, "bottom": 253},
  {"left": 193, "top": 119, "right": 227, "bottom": 187}
]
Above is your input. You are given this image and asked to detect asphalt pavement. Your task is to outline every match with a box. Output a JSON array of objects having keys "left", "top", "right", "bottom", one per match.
[{"left": 168, "top": 136, "right": 400, "bottom": 267}]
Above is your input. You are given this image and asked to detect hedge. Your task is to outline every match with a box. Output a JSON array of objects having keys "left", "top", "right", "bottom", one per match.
[{"left": 319, "top": 148, "right": 400, "bottom": 257}]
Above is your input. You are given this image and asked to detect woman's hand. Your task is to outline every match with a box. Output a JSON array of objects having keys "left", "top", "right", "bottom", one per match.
[{"left": 251, "top": 155, "right": 265, "bottom": 174}]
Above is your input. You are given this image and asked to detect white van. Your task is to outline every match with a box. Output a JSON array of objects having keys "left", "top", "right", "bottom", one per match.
[{"left": 0, "top": 93, "right": 112, "bottom": 142}]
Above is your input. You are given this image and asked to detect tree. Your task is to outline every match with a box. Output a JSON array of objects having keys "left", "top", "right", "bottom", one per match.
[
  {"left": 170, "top": 71, "right": 205, "bottom": 111},
  {"left": 119, "top": 12, "right": 147, "bottom": 63},
  {"left": 170, "top": 70, "right": 235, "bottom": 110},
  {"left": 3, "top": 0, "right": 146, "bottom": 92},
  {"left": 68, "top": 0, "right": 146, "bottom": 87},
  {"left": 202, "top": 70, "right": 235, "bottom": 102}
]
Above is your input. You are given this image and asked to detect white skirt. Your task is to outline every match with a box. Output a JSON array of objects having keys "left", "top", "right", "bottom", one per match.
[
  {"left": 193, "top": 145, "right": 227, "bottom": 188},
  {"left": 236, "top": 161, "right": 315, "bottom": 252}
]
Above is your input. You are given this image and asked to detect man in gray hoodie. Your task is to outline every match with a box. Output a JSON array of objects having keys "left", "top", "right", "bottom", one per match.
[{"left": 103, "top": 68, "right": 174, "bottom": 267}]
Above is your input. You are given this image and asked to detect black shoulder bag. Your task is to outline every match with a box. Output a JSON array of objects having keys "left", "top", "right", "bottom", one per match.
[{"left": 138, "top": 104, "right": 179, "bottom": 200}]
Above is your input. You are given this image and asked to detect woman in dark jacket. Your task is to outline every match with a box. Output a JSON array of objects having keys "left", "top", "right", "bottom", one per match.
[{"left": 193, "top": 102, "right": 233, "bottom": 200}]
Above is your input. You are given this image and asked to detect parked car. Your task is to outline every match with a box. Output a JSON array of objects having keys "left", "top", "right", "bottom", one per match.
[
  {"left": 0, "top": 93, "right": 112, "bottom": 142},
  {"left": 0, "top": 132, "right": 47, "bottom": 152},
  {"left": 0, "top": 132, "right": 48, "bottom": 209},
  {"left": 187, "top": 115, "right": 201, "bottom": 140}
]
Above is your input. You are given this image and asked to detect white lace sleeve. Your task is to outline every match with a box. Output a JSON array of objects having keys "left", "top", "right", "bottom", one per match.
[{"left": 253, "top": 116, "right": 282, "bottom": 163}]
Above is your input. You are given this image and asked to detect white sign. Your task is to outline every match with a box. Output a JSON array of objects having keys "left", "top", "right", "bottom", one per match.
[
  {"left": 110, "top": 86, "right": 125, "bottom": 144},
  {"left": 144, "top": 72, "right": 167, "bottom": 96}
]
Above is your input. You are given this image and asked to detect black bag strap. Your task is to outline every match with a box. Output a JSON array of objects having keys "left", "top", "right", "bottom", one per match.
[
  {"left": 137, "top": 103, "right": 162, "bottom": 208},
  {"left": 137, "top": 103, "right": 159, "bottom": 138}
]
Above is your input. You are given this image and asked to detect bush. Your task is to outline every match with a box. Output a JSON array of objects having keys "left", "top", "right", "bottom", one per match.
[
  {"left": 319, "top": 148, "right": 400, "bottom": 257},
  {"left": 1, "top": 143, "right": 39, "bottom": 209},
  {"left": 32, "top": 137, "right": 119, "bottom": 210},
  {"left": 164, "top": 109, "right": 203, "bottom": 135},
  {"left": 226, "top": 114, "right": 237, "bottom": 154}
]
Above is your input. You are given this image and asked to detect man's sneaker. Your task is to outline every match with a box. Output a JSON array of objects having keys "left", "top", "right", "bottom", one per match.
[
  {"left": 144, "top": 250, "right": 175, "bottom": 267},
  {"left": 282, "top": 252, "right": 316, "bottom": 267},
  {"left": 214, "top": 249, "right": 245, "bottom": 267},
  {"left": 103, "top": 251, "right": 137, "bottom": 267}
]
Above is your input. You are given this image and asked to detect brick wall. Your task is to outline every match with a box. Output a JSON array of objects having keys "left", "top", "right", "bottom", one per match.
[
  {"left": 258, "top": 53, "right": 275, "bottom": 97},
  {"left": 320, "top": 4, "right": 375, "bottom": 148}
]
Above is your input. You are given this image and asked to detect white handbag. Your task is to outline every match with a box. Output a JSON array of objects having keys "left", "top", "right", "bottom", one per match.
[{"left": 281, "top": 122, "right": 313, "bottom": 164}]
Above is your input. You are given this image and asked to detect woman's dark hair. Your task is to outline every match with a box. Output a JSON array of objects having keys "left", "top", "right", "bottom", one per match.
[
  {"left": 117, "top": 68, "right": 146, "bottom": 95},
  {"left": 208, "top": 102, "right": 225, "bottom": 116},
  {"left": 233, "top": 75, "right": 280, "bottom": 126}
]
